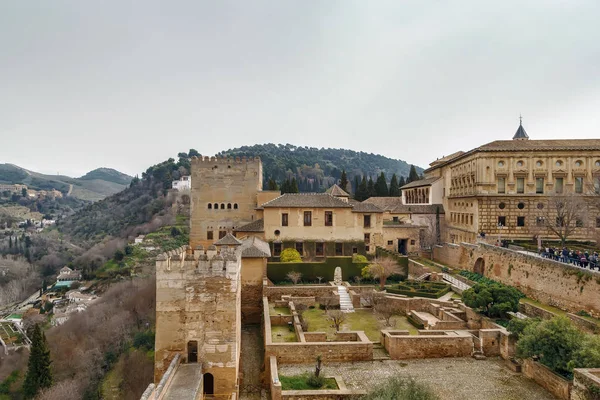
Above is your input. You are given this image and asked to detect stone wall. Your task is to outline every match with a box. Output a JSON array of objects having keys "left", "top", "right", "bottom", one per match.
[
  {"left": 572, "top": 368, "right": 600, "bottom": 400},
  {"left": 264, "top": 284, "right": 339, "bottom": 301},
  {"left": 522, "top": 359, "right": 572, "bottom": 400},
  {"left": 433, "top": 242, "right": 600, "bottom": 317},
  {"left": 408, "top": 259, "right": 431, "bottom": 278},
  {"left": 241, "top": 258, "right": 266, "bottom": 323},
  {"left": 519, "top": 302, "right": 598, "bottom": 334},
  {"left": 381, "top": 330, "right": 473, "bottom": 359}
]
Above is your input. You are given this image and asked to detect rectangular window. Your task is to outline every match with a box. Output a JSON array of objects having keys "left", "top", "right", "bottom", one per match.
[
  {"left": 324, "top": 211, "right": 333, "bottom": 226},
  {"left": 364, "top": 233, "right": 370, "bottom": 244},
  {"left": 219, "top": 230, "right": 226, "bottom": 239},
  {"left": 410, "top": 240, "right": 416, "bottom": 245},
  {"left": 393, "top": 216, "right": 399, "bottom": 222},
  {"left": 363, "top": 215, "right": 371, "bottom": 228},
  {"left": 517, "top": 216, "right": 525, "bottom": 227},
  {"left": 273, "top": 242, "right": 282, "bottom": 257},
  {"left": 352, "top": 247, "right": 358, "bottom": 254},
  {"left": 497, "top": 177, "right": 506, "bottom": 194},
  {"left": 555, "top": 178, "right": 564, "bottom": 194},
  {"left": 536, "top": 217, "right": 545, "bottom": 227},
  {"left": 335, "top": 243, "right": 343, "bottom": 256},
  {"left": 387, "top": 240, "right": 393, "bottom": 245},
  {"left": 295, "top": 242, "right": 303, "bottom": 255},
  {"left": 517, "top": 178, "right": 525, "bottom": 194},
  {"left": 576, "top": 219, "right": 584, "bottom": 228},
  {"left": 207, "top": 230, "right": 214, "bottom": 240},
  {"left": 575, "top": 177, "right": 583, "bottom": 193},
  {"left": 281, "top": 213, "right": 288, "bottom": 226},
  {"left": 304, "top": 211, "right": 312, "bottom": 226},
  {"left": 315, "top": 242, "right": 324, "bottom": 256},
  {"left": 498, "top": 216, "right": 506, "bottom": 226},
  {"left": 596, "top": 217, "right": 600, "bottom": 228},
  {"left": 365, "top": 245, "right": 370, "bottom": 252},
  {"left": 536, "top": 178, "right": 544, "bottom": 194}
]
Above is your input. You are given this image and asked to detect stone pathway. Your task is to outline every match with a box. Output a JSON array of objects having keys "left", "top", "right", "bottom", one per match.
[
  {"left": 162, "top": 364, "right": 202, "bottom": 400},
  {"left": 240, "top": 325, "right": 264, "bottom": 400},
  {"left": 278, "top": 358, "right": 555, "bottom": 400}
]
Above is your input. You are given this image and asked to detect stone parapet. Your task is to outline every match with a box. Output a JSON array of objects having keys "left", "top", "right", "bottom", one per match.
[
  {"left": 522, "top": 359, "right": 572, "bottom": 400},
  {"left": 572, "top": 368, "right": 600, "bottom": 400}
]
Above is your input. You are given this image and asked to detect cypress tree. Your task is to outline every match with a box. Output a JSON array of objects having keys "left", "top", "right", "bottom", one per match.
[
  {"left": 398, "top": 176, "right": 406, "bottom": 195},
  {"left": 268, "top": 178, "right": 278, "bottom": 191},
  {"left": 339, "top": 170, "right": 349, "bottom": 192},
  {"left": 356, "top": 176, "right": 368, "bottom": 201},
  {"left": 23, "top": 324, "right": 52, "bottom": 398},
  {"left": 407, "top": 165, "right": 420, "bottom": 184},
  {"left": 389, "top": 174, "right": 400, "bottom": 197},
  {"left": 290, "top": 178, "right": 299, "bottom": 193},
  {"left": 353, "top": 176, "right": 360, "bottom": 196},
  {"left": 367, "top": 176, "right": 376, "bottom": 198},
  {"left": 8, "top": 235, "right": 12, "bottom": 249},
  {"left": 375, "top": 172, "right": 389, "bottom": 196}
]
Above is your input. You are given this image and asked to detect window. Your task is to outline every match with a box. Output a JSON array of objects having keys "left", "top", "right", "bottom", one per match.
[
  {"left": 325, "top": 211, "right": 333, "bottom": 226},
  {"left": 556, "top": 217, "right": 565, "bottom": 227},
  {"left": 281, "top": 213, "right": 288, "bottom": 226},
  {"left": 517, "top": 216, "right": 525, "bottom": 227},
  {"left": 517, "top": 202, "right": 525, "bottom": 210},
  {"left": 596, "top": 160, "right": 600, "bottom": 167},
  {"left": 273, "top": 243, "right": 282, "bottom": 257},
  {"left": 365, "top": 246, "right": 370, "bottom": 252},
  {"left": 597, "top": 217, "right": 600, "bottom": 228},
  {"left": 576, "top": 219, "right": 584, "bottom": 228},
  {"left": 536, "top": 178, "right": 544, "bottom": 194},
  {"left": 410, "top": 240, "right": 416, "bottom": 245},
  {"left": 234, "top": 203, "right": 238, "bottom": 209},
  {"left": 556, "top": 160, "right": 563, "bottom": 167},
  {"left": 517, "top": 160, "right": 524, "bottom": 167},
  {"left": 352, "top": 247, "right": 358, "bottom": 254},
  {"left": 295, "top": 242, "right": 303, "bottom": 255},
  {"left": 219, "top": 230, "right": 226, "bottom": 239},
  {"left": 335, "top": 243, "right": 343, "bottom": 256},
  {"left": 364, "top": 215, "right": 371, "bottom": 228},
  {"left": 387, "top": 240, "right": 393, "bottom": 245},
  {"left": 227, "top": 203, "right": 232, "bottom": 209},
  {"left": 516, "top": 178, "right": 524, "bottom": 193},
  {"left": 208, "top": 203, "right": 212, "bottom": 209},
  {"left": 393, "top": 216, "right": 399, "bottom": 222},
  {"left": 575, "top": 160, "right": 583, "bottom": 167},
  {"left": 499, "top": 202, "right": 506, "bottom": 209},
  {"left": 304, "top": 211, "right": 312, "bottom": 226},
  {"left": 595, "top": 177, "right": 600, "bottom": 194},
  {"left": 498, "top": 216, "right": 506, "bottom": 226},
  {"left": 497, "top": 177, "right": 506, "bottom": 194},
  {"left": 315, "top": 242, "right": 324, "bottom": 256},
  {"left": 536, "top": 217, "right": 545, "bottom": 227},
  {"left": 575, "top": 177, "right": 583, "bottom": 193},
  {"left": 214, "top": 203, "right": 218, "bottom": 209},
  {"left": 536, "top": 160, "right": 543, "bottom": 167},
  {"left": 207, "top": 230, "right": 214, "bottom": 240},
  {"left": 555, "top": 178, "right": 564, "bottom": 194},
  {"left": 498, "top": 161, "right": 505, "bottom": 167},
  {"left": 364, "top": 233, "right": 370, "bottom": 244},
  {"left": 220, "top": 203, "right": 225, "bottom": 209}
]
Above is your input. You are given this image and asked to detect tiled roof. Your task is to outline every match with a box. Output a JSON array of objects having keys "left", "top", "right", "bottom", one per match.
[
  {"left": 240, "top": 236, "right": 271, "bottom": 258},
  {"left": 261, "top": 193, "right": 353, "bottom": 208},
  {"left": 235, "top": 219, "right": 264, "bottom": 232},
  {"left": 390, "top": 204, "right": 445, "bottom": 214},
  {"left": 362, "top": 197, "right": 404, "bottom": 212},
  {"left": 513, "top": 122, "right": 529, "bottom": 139},
  {"left": 214, "top": 233, "right": 242, "bottom": 246},
  {"left": 351, "top": 202, "right": 384, "bottom": 213},
  {"left": 325, "top": 184, "right": 350, "bottom": 197},
  {"left": 400, "top": 177, "right": 440, "bottom": 190}
]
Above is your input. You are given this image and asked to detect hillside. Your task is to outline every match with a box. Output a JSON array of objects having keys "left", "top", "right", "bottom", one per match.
[
  {"left": 0, "top": 164, "right": 133, "bottom": 201},
  {"left": 218, "top": 144, "right": 423, "bottom": 192}
]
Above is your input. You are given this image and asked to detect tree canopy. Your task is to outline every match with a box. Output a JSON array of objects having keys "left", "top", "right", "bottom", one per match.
[
  {"left": 23, "top": 324, "right": 53, "bottom": 398},
  {"left": 461, "top": 282, "right": 523, "bottom": 318},
  {"left": 280, "top": 248, "right": 302, "bottom": 263}
]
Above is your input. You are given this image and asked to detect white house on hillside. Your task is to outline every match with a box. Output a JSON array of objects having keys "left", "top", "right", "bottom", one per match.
[{"left": 172, "top": 176, "right": 191, "bottom": 191}]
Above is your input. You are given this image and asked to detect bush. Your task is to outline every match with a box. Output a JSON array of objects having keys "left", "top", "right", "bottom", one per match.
[
  {"left": 462, "top": 282, "right": 523, "bottom": 318},
  {"left": 280, "top": 248, "right": 302, "bottom": 263},
  {"left": 306, "top": 374, "right": 325, "bottom": 388},
  {"left": 279, "top": 374, "right": 337, "bottom": 390},
  {"left": 357, "top": 376, "right": 438, "bottom": 400},
  {"left": 267, "top": 257, "right": 370, "bottom": 283},
  {"left": 133, "top": 330, "right": 155, "bottom": 351},
  {"left": 352, "top": 254, "right": 368, "bottom": 263}
]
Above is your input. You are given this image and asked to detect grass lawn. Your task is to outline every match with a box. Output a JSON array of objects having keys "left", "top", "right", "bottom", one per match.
[
  {"left": 269, "top": 304, "right": 292, "bottom": 316},
  {"left": 271, "top": 325, "right": 297, "bottom": 342},
  {"left": 279, "top": 374, "right": 338, "bottom": 390},
  {"left": 520, "top": 298, "right": 600, "bottom": 326},
  {"left": 301, "top": 307, "right": 418, "bottom": 341}
]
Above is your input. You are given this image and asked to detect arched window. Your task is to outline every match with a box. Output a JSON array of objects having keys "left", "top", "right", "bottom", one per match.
[
  {"left": 214, "top": 203, "right": 218, "bottom": 209},
  {"left": 227, "top": 203, "right": 232, "bottom": 209},
  {"left": 220, "top": 203, "right": 225, "bottom": 209},
  {"left": 208, "top": 203, "right": 212, "bottom": 209},
  {"left": 234, "top": 203, "right": 238, "bottom": 209}
]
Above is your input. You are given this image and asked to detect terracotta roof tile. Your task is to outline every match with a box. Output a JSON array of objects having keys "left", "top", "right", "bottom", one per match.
[
  {"left": 261, "top": 193, "right": 353, "bottom": 208},
  {"left": 235, "top": 219, "right": 264, "bottom": 232}
]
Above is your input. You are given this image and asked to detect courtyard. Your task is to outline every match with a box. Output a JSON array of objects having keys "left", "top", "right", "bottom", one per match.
[{"left": 277, "top": 358, "right": 556, "bottom": 400}]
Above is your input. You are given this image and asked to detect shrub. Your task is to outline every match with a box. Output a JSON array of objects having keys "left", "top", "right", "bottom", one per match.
[
  {"left": 267, "top": 257, "right": 371, "bottom": 283},
  {"left": 352, "top": 254, "right": 368, "bottom": 263},
  {"left": 357, "top": 376, "right": 438, "bottom": 400},
  {"left": 280, "top": 248, "right": 302, "bottom": 263},
  {"left": 286, "top": 271, "right": 302, "bottom": 284},
  {"left": 462, "top": 282, "right": 523, "bottom": 318},
  {"left": 133, "top": 330, "right": 155, "bottom": 351},
  {"left": 306, "top": 374, "right": 325, "bottom": 388}
]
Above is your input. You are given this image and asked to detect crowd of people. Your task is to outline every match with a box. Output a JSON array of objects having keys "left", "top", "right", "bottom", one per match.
[{"left": 539, "top": 246, "right": 599, "bottom": 270}]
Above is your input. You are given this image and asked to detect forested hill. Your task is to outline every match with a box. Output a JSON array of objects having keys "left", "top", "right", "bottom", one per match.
[{"left": 218, "top": 144, "right": 424, "bottom": 192}]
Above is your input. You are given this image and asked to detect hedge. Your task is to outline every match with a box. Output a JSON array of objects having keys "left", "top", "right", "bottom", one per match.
[
  {"left": 267, "top": 257, "right": 368, "bottom": 283},
  {"left": 386, "top": 281, "right": 450, "bottom": 299}
]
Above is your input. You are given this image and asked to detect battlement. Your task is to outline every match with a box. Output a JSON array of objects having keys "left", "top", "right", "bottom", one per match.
[
  {"left": 190, "top": 155, "right": 261, "bottom": 166},
  {"left": 156, "top": 244, "right": 241, "bottom": 279}
]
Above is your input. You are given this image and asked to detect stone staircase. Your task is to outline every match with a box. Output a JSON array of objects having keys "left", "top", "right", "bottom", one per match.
[
  {"left": 337, "top": 286, "right": 354, "bottom": 313},
  {"left": 415, "top": 272, "right": 431, "bottom": 281},
  {"left": 470, "top": 333, "right": 486, "bottom": 360},
  {"left": 372, "top": 342, "right": 391, "bottom": 361}
]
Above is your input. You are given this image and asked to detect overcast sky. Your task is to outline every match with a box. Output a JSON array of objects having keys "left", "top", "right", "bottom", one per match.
[{"left": 1, "top": 1, "right": 599, "bottom": 177}]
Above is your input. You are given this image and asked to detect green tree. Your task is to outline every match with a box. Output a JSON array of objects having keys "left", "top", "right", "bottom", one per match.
[
  {"left": 8, "top": 235, "right": 12, "bottom": 249},
  {"left": 188, "top": 149, "right": 200, "bottom": 157},
  {"left": 398, "top": 176, "right": 406, "bottom": 192},
  {"left": 355, "top": 176, "right": 368, "bottom": 201},
  {"left": 22, "top": 324, "right": 52, "bottom": 398},
  {"left": 268, "top": 178, "right": 278, "bottom": 191},
  {"left": 280, "top": 248, "right": 302, "bottom": 263},
  {"left": 339, "top": 170, "right": 348, "bottom": 192},
  {"left": 353, "top": 175, "right": 360, "bottom": 196},
  {"left": 367, "top": 176, "right": 376, "bottom": 198},
  {"left": 461, "top": 283, "right": 522, "bottom": 318},
  {"left": 290, "top": 178, "right": 299, "bottom": 193},
  {"left": 375, "top": 172, "right": 389, "bottom": 197},
  {"left": 389, "top": 174, "right": 400, "bottom": 196},
  {"left": 407, "top": 165, "right": 420, "bottom": 184},
  {"left": 22, "top": 187, "right": 28, "bottom": 198},
  {"left": 358, "top": 376, "right": 438, "bottom": 400},
  {"left": 114, "top": 250, "right": 125, "bottom": 262}
]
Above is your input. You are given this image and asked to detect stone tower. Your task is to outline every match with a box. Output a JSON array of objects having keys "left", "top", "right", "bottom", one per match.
[
  {"left": 189, "top": 156, "right": 263, "bottom": 249},
  {"left": 154, "top": 245, "right": 242, "bottom": 398}
]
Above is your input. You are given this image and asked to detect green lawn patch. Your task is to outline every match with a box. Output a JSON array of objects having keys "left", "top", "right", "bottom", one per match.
[
  {"left": 279, "top": 374, "right": 338, "bottom": 390},
  {"left": 271, "top": 325, "right": 297, "bottom": 342},
  {"left": 269, "top": 305, "right": 292, "bottom": 316},
  {"left": 386, "top": 281, "right": 450, "bottom": 299}
]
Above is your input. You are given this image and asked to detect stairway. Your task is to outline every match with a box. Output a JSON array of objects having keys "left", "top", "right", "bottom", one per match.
[
  {"left": 337, "top": 286, "right": 354, "bottom": 313},
  {"left": 415, "top": 273, "right": 431, "bottom": 281},
  {"left": 372, "top": 342, "right": 391, "bottom": 361}
]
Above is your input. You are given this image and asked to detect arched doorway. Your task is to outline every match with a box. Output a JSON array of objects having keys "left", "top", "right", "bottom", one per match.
[
  {"left": 474, "top": 258, "right": 485, "bottom": 275},
  {"left": 187, "top": 341, "right": 198, "bottom": 363},
  {"left": 203, "top": 373, "right": 214, "bottom": 395}
]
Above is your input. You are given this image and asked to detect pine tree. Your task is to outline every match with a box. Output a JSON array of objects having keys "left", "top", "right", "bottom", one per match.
[
  {"left": 407, "top": 165, "right": 420, "bottom": 184},
  {"left": 356, "top": 176, "right": 368, "bottom": 201},
  {"left": 389, "top": 174, "right": 400, "bottom": 197},
  {"left": 339, "top": 170, "right": 349, "bottom": 192},
  {"left": 375, "top": 172, "right": 389, "bottom": 197},
  {"left": 23, "top": 324, "right": 52, "bottom": 398},
  {"left": 367, "top": 176, "right": 376, "bottom": 198}
]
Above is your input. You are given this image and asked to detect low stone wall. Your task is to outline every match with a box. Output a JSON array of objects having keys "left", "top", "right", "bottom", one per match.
[
  {"left": 566, "top": 313, "right": 599, "bottom": 334},
  {"left": 519, "top": 302, "right": 556, "bottom": 320},
  {"left": 572, "top": 368, "right": 600, "bottom": 400},
  {"left": 522, "top": 359, "right": 572, "bottom": 400},
  {"left": 408, "top": 259, "right": 431, "bottom": 278},
  {"left": 303, "top": 332, "right": 327, "bottom": 342},
  {"left": 381, "top": 330, "right": 473, "bottom": 360},
  {"left": 264, "top": 284, "right": 339, "bottom": 301}
]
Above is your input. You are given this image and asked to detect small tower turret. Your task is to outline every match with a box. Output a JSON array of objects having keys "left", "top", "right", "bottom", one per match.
[{"left": 513, "top": 115, "right": 529, "bottom": 140}]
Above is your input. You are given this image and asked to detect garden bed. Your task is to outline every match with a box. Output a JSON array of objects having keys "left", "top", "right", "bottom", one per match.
[
  {"left": 386, "top": 281, "right": 450, "bottom": 299},
  {"left": 279, "top": 374, "right": 338, "bottom": 390}
]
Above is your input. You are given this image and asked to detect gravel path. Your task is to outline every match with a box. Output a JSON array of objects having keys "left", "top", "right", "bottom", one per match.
[{"left": 278, "top": 357, "right": 556, "bottom": 400}]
